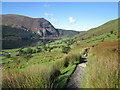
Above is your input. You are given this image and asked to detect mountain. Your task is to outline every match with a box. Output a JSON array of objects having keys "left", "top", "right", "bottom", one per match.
[
  {"left": 2, "top": 25, "right": 40, "bottom": 40},
  {"left": 1, "top": 14, "right": 59, "bottom": 40},
  {"left": 74, "top": 18, "right": 119, "bottom": 40},
  {"left": 57, "top": 29, "right": 84, "bottom": 37}
]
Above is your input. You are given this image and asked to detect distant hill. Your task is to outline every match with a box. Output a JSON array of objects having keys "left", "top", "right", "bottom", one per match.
[
  {"left": 1, "top": 14, "right": 59, "bottom": 40},
  {"left": 1, "top": 14, "right": 82, "bottom": 40},
  {"left": 57, "top": 29, "right": 84, "bottom": 37},
  {"left": 74, "top": 18, "right": 119, "bottom": 40}
]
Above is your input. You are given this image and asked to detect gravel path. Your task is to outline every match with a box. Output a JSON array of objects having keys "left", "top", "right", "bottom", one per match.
[{"left": 65, "top": 58, "right": 87, "bottom": 88}]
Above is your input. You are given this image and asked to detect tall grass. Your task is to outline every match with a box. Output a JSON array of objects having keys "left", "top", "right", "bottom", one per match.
[
  {"left": 81, "top": 41, "right": 119, "bottom": 88},
  {"left": 63, "top": 48, "right": 83, "bottom": 66},
  {"left": 2, "top": 55, "right": 71, "bottom": 88},
  {"left": 2, "top": 61, "right": 62, "bottom": 88},
  {"left": 2, "top": 45, "right": 83, "bottom": 88}
]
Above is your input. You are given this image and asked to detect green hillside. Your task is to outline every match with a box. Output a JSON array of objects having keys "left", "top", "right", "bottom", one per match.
[
  {"left": 75, "top": 18, "right": 119, "bottom": 41},
  {"left": 2, "top": 25, "right": 40, "bottom": 40},
  {"left": 57, "top": 29, "right": 84, "bottom": 37},
  {"left": 72, "top": 18, "right": 119, "bottom": 88}
]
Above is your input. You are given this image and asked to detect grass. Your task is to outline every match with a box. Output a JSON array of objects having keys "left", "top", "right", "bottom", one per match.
[
  {"left": 55, "top": 65, "right": 76, "bottom": 88},
  {"left": 2, "top": 18, "right": 119, "bottom": 88},
  {"left": 2, "top": 33, "right": 119, "bottom": 88},
  {"left": 2, "top": 51, "right": 64, "bottom": 71},
  {"left": 81, "top": 40, "right": 119, "bottom": 88},
  {"left": 75, "top": 18, "right": 118, "bottom": 40},
  {"left": 75, "top": 32, "right": 118, "bottom": 47},
  {"left": 54, "top": 48, "right": 84, "bottom": 88},
  {"left": 3, "top": 64, "right": 57, "bottom": 88},
  {"left": 2, "top": 50, "right": 82, "bottom": 88},
  {"left": 2, "top": 40, "right": 83, "bottom": 88},
  {"left": 2, "top": 55, "right": 68, "bottom": 88}
]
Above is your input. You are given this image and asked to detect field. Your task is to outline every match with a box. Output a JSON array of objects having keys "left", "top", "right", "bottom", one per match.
[{"left": 1, "top": 37, "right": 83, "bottom": 88}]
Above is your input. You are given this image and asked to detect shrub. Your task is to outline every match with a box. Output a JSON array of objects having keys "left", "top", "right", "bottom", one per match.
[
  {"left": 18, "top": 48, "right": 26, "bottom": 56},
  {"left": 101, "top": 38, "right": 104, "bottom": 42},
  {"left": 64, "top": 59, "right": 69, "bottom": 67},
  {"left": 64, "top": 52, "right": 82, "bottom": 65},
  {"left": 107, "top": 34, "right": 110, "bottom": 37},
  {"left": 48, "top": 47, "right": 53, "bottom": 52},
  {"left": 23, "top": 54, "right": 32, "bottom": 60},
  {"left": 26, "top": 48, "right": 33, "bottom": 54},
  {"left": 32, "top": 49, "right": 37, "bottom": 53},
  {"left": 110, "top": 31, "right": 114, "bottom": 34},
  {"left": 37, "top": 48, "right": 42, "bottom": 53},
  {"left": 43, "top": 46, "right": 48, "bottom": 51},
  {"left": 62, "top": 46, "right": 71, "bottom": 54}
]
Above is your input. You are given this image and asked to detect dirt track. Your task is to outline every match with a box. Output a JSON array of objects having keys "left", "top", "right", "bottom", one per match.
[{"left": 65, "top": 58, "right": 87, "bottom": 88}]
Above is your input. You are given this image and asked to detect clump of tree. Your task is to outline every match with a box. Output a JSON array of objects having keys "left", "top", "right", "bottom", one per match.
[
  {"left": 107, "top": 34, "right": 110, "bottom": 37},
  {"left": 61, "top": 46, "right": 71, "bottom": 54},
  {"left": 18, "top": 48, "right": 26, "bottom": 56},
  {"left": 37, "top": 47, "right": 42, "bottom": 53},
  {"left": 48, "top": 47, "right": 53, "bottom": 52},
  {"left": 26, "top": 48, "right": 33, "bottom": 54},
  {"left": 17, "top": 48, "right": 32, "bottom": 60},
  {"left": 101, "top": 38, "right": 105, "bottom": 42},
  {"left": 110, "top": 31, "right": 114, "bottom": 34},
  {"left": 67, "top": 39, "right": 76, "bottom": 46}
]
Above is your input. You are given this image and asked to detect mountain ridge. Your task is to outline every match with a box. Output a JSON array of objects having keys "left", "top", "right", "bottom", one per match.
[
  {"left": 1, "top": 14, "right": 59, "bottom": 37},
  {"left": 1, "top": 14, "right": 81, "bottom": 40}
]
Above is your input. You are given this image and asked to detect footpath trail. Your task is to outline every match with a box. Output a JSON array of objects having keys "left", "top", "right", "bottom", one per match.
[{"left": 65, "top": 57, "right": 88, "bottom": 88}]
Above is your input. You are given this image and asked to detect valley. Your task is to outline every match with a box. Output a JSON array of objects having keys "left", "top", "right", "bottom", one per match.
[{"left": 1, "top": 15, "right": 119, "bottom": 88}]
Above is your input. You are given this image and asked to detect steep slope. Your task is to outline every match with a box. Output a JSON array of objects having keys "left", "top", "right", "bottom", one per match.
[
  {"left": 1, "top": 14, "right": 59, "bottom": 38},
  {"left": 74, "top": 18, "right": 119, "bottom": 40},
  {"left": 2, "top": 25, "right": 40, "bottom": 40},
  {"left": 57, "top": 29, "right": 84, "bottom": 37}
]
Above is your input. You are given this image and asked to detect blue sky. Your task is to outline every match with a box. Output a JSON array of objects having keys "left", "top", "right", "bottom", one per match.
[{"left": 2, "top": 2, "right": 118, "bottom": 31}]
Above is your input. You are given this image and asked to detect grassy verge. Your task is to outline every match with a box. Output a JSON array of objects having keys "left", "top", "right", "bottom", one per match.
[
  {"left": 55, "top": 65, "right": 76, "bottom": 88},
  {"left": 81, "top": 40, "right": 119, "bottom": 88}
]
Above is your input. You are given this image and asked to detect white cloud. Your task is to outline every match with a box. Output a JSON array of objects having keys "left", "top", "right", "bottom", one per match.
[
  {"left": 68, "top": 17, "right": 76, "bottom": 24},
  {"left": 44, "top": 12, "right": 54, "bottom": 17},
  {"left": 43, "top": 4, "right": 50, "bottom": 8}
]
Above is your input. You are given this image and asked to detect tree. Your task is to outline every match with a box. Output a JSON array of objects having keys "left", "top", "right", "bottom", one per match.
[
  {"left": 110, "top": 31, "right": 113, "bottom": 34},
  {"left": 67, "top": 39, "right": 75, "bottom": 46},
  {"left": 62, "top": 46, "right": 71, "bottom": 54},
  {"left": 32, "top": 49, "right": 37, "bottom": 53},
  {"left": 18, "top": 48, "right": 26, "bottom": 56},
  {"left": 26, "top": 48, "right": 33, "bottom": 54},
  {"left": 101, "top": 38, "right": 104, "bottom": 42},
  {"left": 43, "top": 45, "right": 48, "bottom": 51},
  {"left": 48, "top": 47, "right": 53, "bottom": 52},
  {"left": 37, "top": 48, "right": 42, "bottom": 53},
  {"left": 23, "top": 54, "right": 32, "bottom": 60}
]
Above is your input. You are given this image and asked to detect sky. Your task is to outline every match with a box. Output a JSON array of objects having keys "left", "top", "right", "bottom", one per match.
[{"left": 2, "top": 2, "right": 118, "bottom": 31}]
